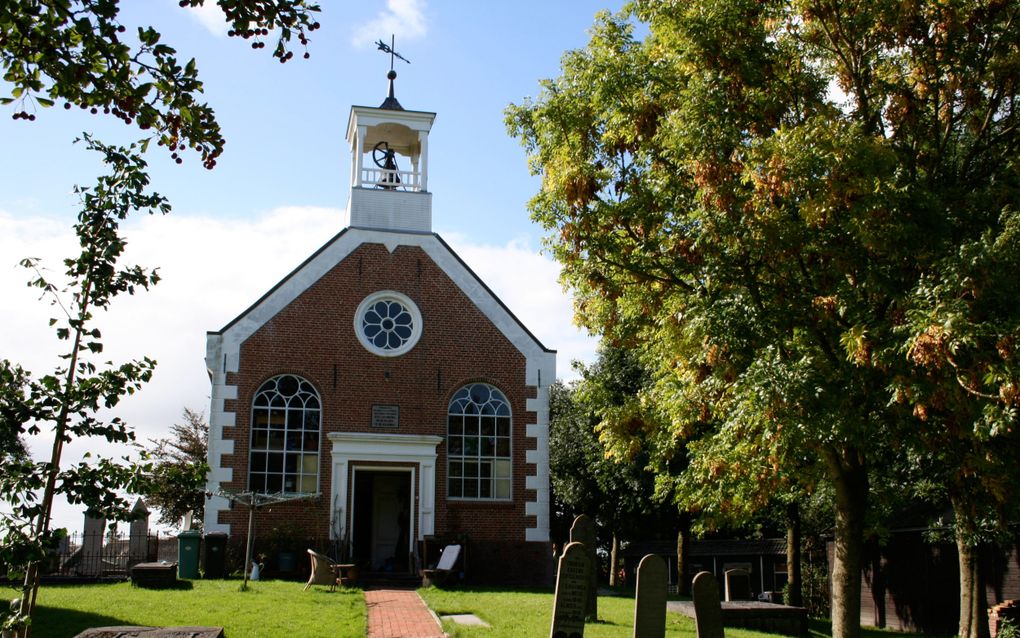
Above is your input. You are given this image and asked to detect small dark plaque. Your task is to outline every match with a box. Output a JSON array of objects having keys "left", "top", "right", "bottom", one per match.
[{"left": 372, "top": 404, "right": 400, "bottom": 428}]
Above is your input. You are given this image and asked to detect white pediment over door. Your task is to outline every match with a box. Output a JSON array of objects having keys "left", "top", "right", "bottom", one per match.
[{"left": 327, "top": 432, "right": 443, "bottom": 541}]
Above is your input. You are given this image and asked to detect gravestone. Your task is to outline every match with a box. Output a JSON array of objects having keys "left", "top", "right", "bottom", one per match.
[
  {"left": 724, "top": 568, "right": 751, "bottom": 601},
  {"left": 633, "top": 554, "right": 668, "bottom": 638},
  {"left": 692, "top": 571, "right": 725, "bottom": 638},
  {"left": 128, "top": 498, "right": 150, "bottom": 565},
  {"left": 81, "top": 512, "right": 106, "bottom": 577},
  {"left": 550, "top": 541, "right": 590, "bottom": 638},
  {"left": 569, "top": 514, "right": 598, "bottom": 621},
  {"left": 74, "top": 627, "right": 224, "bottom": 638}
]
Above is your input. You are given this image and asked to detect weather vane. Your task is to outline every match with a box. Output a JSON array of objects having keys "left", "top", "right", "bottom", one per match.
[{"left": 376, "top": 35, "right": 411, "bottom": 70}]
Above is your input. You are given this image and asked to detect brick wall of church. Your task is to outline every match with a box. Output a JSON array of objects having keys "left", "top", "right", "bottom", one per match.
[{"left": 213, "top": 240, "right": 547, "bottom": 581}]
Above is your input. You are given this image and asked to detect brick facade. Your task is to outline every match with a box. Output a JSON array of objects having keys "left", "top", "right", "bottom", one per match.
[{"left": 205, "top": 232, "right": 555, "bottom": 585}]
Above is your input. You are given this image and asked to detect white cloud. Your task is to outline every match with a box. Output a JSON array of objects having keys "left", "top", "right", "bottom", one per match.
[
  {"left": 441, "top": 232, "right": 596, "bottom": 376},
  {"left": 0, "top": 204, "right": 594, "bottom": 533},
  {"left": 351, "top": 0, "right": 428, "bottom": 48},
  {"left": 183, "top": 2, "right": 229, "bottom": 37}
]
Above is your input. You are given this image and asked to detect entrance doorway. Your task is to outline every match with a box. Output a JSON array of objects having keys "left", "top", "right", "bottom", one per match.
[{"left": 351, "top": 470, "right": 413, "bottom": 573}]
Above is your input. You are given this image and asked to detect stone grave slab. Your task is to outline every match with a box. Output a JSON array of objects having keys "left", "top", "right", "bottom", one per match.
[
  {"left": 633, "top": 554, "right": 667, "bottom": 638},
  {"left": 74, "top": 627, "right": 223, "bottom": 638},
  {"left": 130, "top": 562, "right": 177, "bottom": 589},
  {"left": 550, "top": 541, "right": 590, "bottom": 638},
  {"left": 442, "top": 614, "right": 490, "bottom": 627},
  {"left": 692, "top": 571, "right": 725, "bottom": 638}
]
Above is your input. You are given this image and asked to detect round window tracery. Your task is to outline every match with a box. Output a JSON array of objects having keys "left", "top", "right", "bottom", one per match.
[{"left": 354, "top": 291, "right": 422, "bottom": 357}]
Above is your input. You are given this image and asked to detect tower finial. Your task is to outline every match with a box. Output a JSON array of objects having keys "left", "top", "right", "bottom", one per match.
[{"left": 375, "top": 35, "right": 410, "bottom": 111}]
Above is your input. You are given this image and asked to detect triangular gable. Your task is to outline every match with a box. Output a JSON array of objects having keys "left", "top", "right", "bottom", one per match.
[{"left": 206, "top": 227, "right": 555, "bottom": 386}]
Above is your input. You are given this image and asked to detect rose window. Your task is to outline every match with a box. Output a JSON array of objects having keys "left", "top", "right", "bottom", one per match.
[{"left": 354, "top": 291, "right": 422, "bottom": 357}]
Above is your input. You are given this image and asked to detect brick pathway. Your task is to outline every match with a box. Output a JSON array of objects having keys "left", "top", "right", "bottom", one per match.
[{"left": 365, "top": 588, "right": 446, "bottom": 638}]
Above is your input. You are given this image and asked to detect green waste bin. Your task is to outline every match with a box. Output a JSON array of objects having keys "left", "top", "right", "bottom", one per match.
[
  {"left": 177, "top": 531, "right": 201, "bottom": 579},
  {"left": 203, "top": 532, "right": 228, "bottom": 579}
]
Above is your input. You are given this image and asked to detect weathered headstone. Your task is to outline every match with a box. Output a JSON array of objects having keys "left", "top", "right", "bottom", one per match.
[
  {"left": 550, "top": 541, "right": 590, "bottom": 638},
  {"left": 81, "top": 511, "right": 106, "bottom": 577},
  {"left": 569, "top": 514, "right": 598, "bottom": 621},
  {"left": 128, "top": 498, "right": 150, "bottom": 565},
  {"left": 633, "top": 554, "right": 668, "bottom": 638},
  {"left": 724, "top": 568, "right": 751, "bottom": 601},
  {"left": 692, "top": 571, "right": 725, "bottom": 638}
]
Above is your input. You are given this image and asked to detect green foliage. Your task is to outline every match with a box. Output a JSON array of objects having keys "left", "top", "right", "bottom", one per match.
[
  {"left": 508, "top": 2, "right": 1020, "bottom": 636},
  {"left": 0, "top": 136, "right": 170, "bottom": 633},
  {"left": 141, "top": 407, "right": 210, "bottom": 529},
  {"left": 0, "top": 0, "right": 321, "bottom": 168},
  {"left": 2, "top": 4, "right": 323, "bottom": 634},
  {"left": 548, "top": 346, "right": 672, "bottom": 549},
  {"left": 997, "top": 619, "right": 1019, "bottom": 638}
]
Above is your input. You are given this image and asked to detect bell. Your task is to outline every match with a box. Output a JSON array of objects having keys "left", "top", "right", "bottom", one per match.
[{"left": 372, "top": 141, "right": 402, "bottom": 190}]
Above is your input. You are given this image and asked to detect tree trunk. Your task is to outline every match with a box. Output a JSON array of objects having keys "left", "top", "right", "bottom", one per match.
[
  {"left": 825, "top": 447, "right": 868, "bottom": 638},
  {"left": 954, "top": 504, "right": 991, "bottom": 638},
  {"left": 786, "top": 501, "right": 803, "bottom": 607},
  {"left": 677, "top": 513, "right": 692, "bottom": 597},
  {"left": 609, "top": 532, "right": 619, "bottom": 587}
]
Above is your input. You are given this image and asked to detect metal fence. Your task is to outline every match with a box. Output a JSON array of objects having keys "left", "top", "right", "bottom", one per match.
[{"left": 37, "top": 531, "right": 177, "bottom": 579}]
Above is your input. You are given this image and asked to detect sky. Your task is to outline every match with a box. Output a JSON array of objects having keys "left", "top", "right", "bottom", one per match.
[{"left": 0, "top": 0, "right": 629, "bottom": 533}]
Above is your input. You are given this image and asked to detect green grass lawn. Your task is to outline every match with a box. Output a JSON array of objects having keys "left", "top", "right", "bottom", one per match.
[
  {"left": 29, "top": 581, "right": 946, "bottom": 638},
  {"left": 32, "top": 579, "right": 364, "bottom": 638},
  {"left": 420, "top": 587, "right": 785, "bottom": 638}
]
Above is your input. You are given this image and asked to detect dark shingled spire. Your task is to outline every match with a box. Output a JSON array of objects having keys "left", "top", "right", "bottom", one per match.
[{"left": 380, "top": 69, "right": 404, "bottom": 111}]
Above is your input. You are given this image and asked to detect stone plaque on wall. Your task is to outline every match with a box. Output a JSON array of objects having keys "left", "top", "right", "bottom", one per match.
[{"left": 372, "top": 404, "right": 399, "bottom": 428}]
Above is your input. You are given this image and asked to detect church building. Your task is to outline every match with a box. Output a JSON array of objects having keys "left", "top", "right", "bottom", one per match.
[{"left": 202, "top": 71, "right": 556, "bottom": 585}]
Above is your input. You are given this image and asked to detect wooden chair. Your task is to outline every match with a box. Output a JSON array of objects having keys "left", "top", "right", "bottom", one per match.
[{"left": 304, "top": 549, "right": 338, "bottom": 591}]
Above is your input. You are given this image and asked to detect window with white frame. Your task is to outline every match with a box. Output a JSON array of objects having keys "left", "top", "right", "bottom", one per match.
[
  {"left": 447, "top": 383, "right": 511, "bottom": 500},
  {"left": 249, "top": 374, "right": 320, "bottom": 494}
]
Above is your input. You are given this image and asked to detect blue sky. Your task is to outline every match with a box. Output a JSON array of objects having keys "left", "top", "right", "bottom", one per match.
[{"left": 0, "top": 0, "right": 627, "bottom": 532}]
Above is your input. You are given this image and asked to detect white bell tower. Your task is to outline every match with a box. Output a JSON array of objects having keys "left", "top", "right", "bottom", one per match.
[{"left": 344, "top": 67, "right": 436, "bottom": 234}]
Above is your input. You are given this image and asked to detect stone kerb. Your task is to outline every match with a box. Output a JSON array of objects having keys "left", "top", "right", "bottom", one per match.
[
  {"left": 692, "top": 571, "right": 725, "bottom": 638},
  {"left": 569, "top": 514, "right": 598, "bottom": 621},
  {"left": 633, "top": 554, "right": 668, "bottom": 638},
  {"left": 551, "top": 541, "right": 591, "bottom": 638}
]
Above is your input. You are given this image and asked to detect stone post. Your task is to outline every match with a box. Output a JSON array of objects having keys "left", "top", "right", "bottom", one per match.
[
  {"left": 128, "top": 498, "right": 150, "bottom": 565},
  {"left": 80, "top": 512, "right": 106, "bottom": 577}
]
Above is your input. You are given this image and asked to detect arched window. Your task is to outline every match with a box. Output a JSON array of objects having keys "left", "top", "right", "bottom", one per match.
[
  {"left": 447, "top": 383, "right": 511, "bottom": 500},
  {"left": 249, "top": 374, "right": 320, "bottom": 494}
]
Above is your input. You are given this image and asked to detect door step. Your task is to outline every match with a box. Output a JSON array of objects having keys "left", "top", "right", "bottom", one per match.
[{"left": 357, "top": 570, "right": 422, "bottom": 589}]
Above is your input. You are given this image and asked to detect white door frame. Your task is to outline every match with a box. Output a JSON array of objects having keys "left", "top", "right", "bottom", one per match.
[{"left": 327, "top": 432, "right": 443, "bottom": 548}]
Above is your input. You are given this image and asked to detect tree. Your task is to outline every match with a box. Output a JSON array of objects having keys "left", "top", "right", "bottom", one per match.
[
  {"left": 549, "top": 346, "right": 671, "bottom": 589},
  {"left": 142, "top": 408, "right": 209, "bottom": 529},
  {"left": 0, "top": 136, "right": 166, "bottom": 636},
  {"left": 1, "top": 3, "right": 322, "bottom": 635},
  {"left": 1, "top": 1, "right": 321, "bottom": 168},
  {"left": 507, "top": 4, "right": 1020, "bottom": 638}
]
